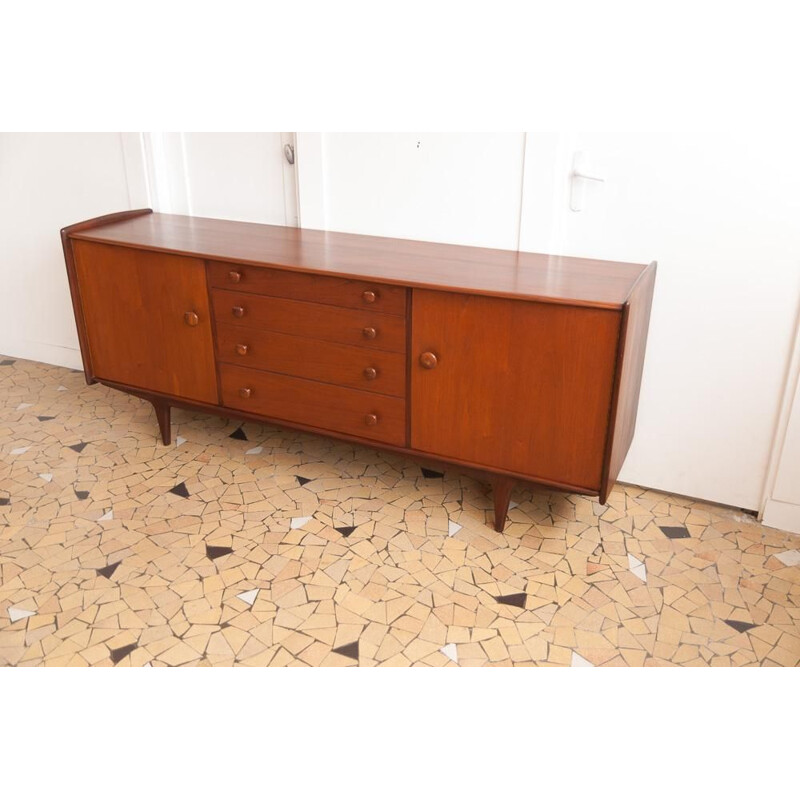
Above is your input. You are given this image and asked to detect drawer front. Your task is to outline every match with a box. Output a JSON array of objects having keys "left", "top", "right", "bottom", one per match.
[
  {"left": 216, "top": 324, "right": 406, "bottom": 397},
  {"left": 220, "top": 364, "right": 406, "bottom": 446},
  {"left": 211, "top": 289, "right": 406, "bottom": 353},
  {"left": 208, "top": 261, "right": 407, "bottom": 317}
]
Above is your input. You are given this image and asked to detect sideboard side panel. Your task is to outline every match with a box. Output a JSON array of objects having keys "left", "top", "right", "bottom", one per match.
[
  {"left": 601, "top": 262, "right": 657, "bottom": 501},
  {"left": 61, "top": 209, "right": 153, "bottom": 383}
]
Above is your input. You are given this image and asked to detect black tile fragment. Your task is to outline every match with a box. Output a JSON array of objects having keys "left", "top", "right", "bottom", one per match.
[
  {"left": 169, "top": 481, "right": 190, "bottom": 498},
  {"left": 332, "top": 641, "right": 359, "bottom": 660},
  {"left": 724, "top": 619, "right": 757, "bottom": 633},
  {"left": 68, "top": 442, "right": 88, "bottom": 453},
  {"left": 110, "top": 644, "right": 137, "bottom": 664},
  {"left": 421, "top": 467, "right": 444, "bottom": 479},
  {"left": 0, "top": 359, "right": 15, "bottom": 366},
  {"left": 0, "top": 497, "right": 9, "bottom": 506},
  {"left": 74, "top": 489, "right": 90, "bottom": 500},
  {"left": 37, "top": 415, "right": 55, "bottom": 421},
  {"left": 296, "top": 475, "right": 313, "bottom": 486},
  {"left": 495, "top": 593, "right": 527, "bottom": 609},
  {"left": 335, "top": 526, "right": 357, "bottom": 537},
  {"left": 229, "top": 426, "right": 248, "bottom": 441},
  {"left": 660, "top": 525, "right": 691, "bottom": 539},
  {"left": 97, "top": 561, "right": 121, "bottom": 579},
  {"left": 206, "top": 544, "right": 233, "bottom": 560}
]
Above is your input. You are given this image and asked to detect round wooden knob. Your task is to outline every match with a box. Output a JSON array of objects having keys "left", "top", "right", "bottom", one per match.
[
  {"left": 365, "top": 413, "right": 378, "bottom": 426},
  {"left": 184, "top": 311, "right": 199, "bottom": 327},
  {"left": 362, "top": 290, "right": 377, "bottom": 304},
  {"left": 239, "top": 387, "right": 252, "bottom": 399},
  {"left": 419, "top": 352, "right": 438, "bottom": 369},
  {"left": 363, "top": 367, "right": 377, "bottom": 380},
  {"left": 229, "top": 270, "right": 242, "bottom": 283},
  {"left": 232, "top": 306, "right": 245, "bottom": 318},
  {"left": 235, "top": 344, "right": 248, "bottom": 356},
  {"left": 362, "top": 327, "right": 377, "bottom": 339}
]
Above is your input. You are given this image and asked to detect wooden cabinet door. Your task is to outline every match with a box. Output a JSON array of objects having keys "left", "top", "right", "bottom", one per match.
[
  {"left": 73, "top": 241, "right": 218, "bottom": 404},
  {"left": 411, "top": 290, "right": 621, "bottom": 491}
]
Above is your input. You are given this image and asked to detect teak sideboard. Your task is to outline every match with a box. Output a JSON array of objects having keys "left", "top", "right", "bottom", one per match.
[{"left": 61, "top": 209, "right": 656, "bottom": 532}]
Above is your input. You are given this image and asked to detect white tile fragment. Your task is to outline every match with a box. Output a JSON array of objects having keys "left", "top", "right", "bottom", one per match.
[
  {"left": 290, "top": 516, "right": 312, "bottom": 530},
  {"left": 236, "top": 589, "right": 259, "bottom": 606},
  {"left": 775, "top": 550, "right": 800, "bottom": 567},
  {"left": 440, "top": 643, "right": 458, "bottom": 664},
  {"left": 571, "top": 651, "right": 594, "bottom": 667},
  {"left": 8, "top": 607, "right": 36, "bottom": 623},
  {"left": 447, "top": 520, "right": 462, "bottom": 537},
  {"left": 628, "top": 553, "right": 647, "bottom": 582}
]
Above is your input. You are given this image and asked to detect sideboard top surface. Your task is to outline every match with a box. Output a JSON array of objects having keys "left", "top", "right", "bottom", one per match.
[{"left": 69, "top": 211, "right": 650, "bottom": 309}]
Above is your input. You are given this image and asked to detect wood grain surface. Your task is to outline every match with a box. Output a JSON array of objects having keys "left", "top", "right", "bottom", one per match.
[
  {"left": 215, "top": 323, "right": 406, "bottom": 397},
  {"left": 72, "top": 241, "right": 218, "bottom": 404},
  {"left": 220, "top": 363, "right": 406, "bottom": 446},
  {"left": 411, "top": 290, "right": 621, "bottom": 490},
  {"left": 71, "top": 212, "right": 648, "bottom": 309}
]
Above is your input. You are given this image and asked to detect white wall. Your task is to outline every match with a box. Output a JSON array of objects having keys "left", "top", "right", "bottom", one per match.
[{"left": 0, "top": 133, "right": 145, "bottom": 369}]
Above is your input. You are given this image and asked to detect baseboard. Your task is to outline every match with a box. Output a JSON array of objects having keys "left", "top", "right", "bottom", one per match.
[
  {"left": 762, "top": 498, "right": 800, "bottom": 536},
  {"left": 0, "top": 339, "right": 83, "bottom": 371}
]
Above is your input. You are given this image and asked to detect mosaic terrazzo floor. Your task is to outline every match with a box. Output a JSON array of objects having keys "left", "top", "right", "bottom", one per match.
[{"left": 1, "top": 356, "right": 799, "bottom": 667}]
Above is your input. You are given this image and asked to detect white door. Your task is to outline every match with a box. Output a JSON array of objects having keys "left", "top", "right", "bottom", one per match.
[
  {"left": 142, "top": 132, "right": 298, "bottom": 226},
  {"left": 519, "top": 132, "right": 800, "bottom": 511}
]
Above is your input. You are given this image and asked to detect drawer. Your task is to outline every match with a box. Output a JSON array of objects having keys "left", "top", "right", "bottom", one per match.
[
  {"left": 208, "top": 261, "right": 407, "bottom": 317},
  {"left": 220, "top": 364, "right": 406, "bottom": 446},
  {"left": 216, "top": 324, "right": 406, "bottom": 397},
  {"left": 211, "top": 289, "right": 406, "bottom": 353}
]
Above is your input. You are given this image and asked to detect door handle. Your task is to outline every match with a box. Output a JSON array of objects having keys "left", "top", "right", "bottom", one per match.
[
  {"left": 571, "top": 169, "right": 605, "bottom": 183},
  {"left": 419, "top": 352, "right": 438, "bottom": 369},
  {"left": 569, "top": 151, "right": 605, "bottom": 212}
]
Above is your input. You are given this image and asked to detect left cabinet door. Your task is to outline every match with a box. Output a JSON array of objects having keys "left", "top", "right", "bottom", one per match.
[{"left": 72, "top": 241, "right": 218, "bottom": 404}]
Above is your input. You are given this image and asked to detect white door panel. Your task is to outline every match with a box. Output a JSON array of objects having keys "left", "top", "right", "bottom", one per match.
[
  {"left": 145, "top": 132, "right": 295, "bottom": 226},
  {"left": 310, "top": 132, "right": 526, "bottom": 249}
]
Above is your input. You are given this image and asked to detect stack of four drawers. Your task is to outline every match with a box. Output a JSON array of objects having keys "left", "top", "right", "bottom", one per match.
[{"left": 209, "top": 261, "right": 408, "bottom": 446}]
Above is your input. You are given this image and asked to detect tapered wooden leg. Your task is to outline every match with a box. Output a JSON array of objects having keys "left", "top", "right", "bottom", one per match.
[
  {"left": 151, "top": 398, "right": 171, "bottom": 445},
  {"left": 491, "top": 476, "right": 515, "bottom": 532}
]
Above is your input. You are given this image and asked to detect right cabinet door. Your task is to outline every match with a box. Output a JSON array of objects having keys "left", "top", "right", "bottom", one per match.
[{"left": 411, "top": 290, "right": 621, "bottom": 491}]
